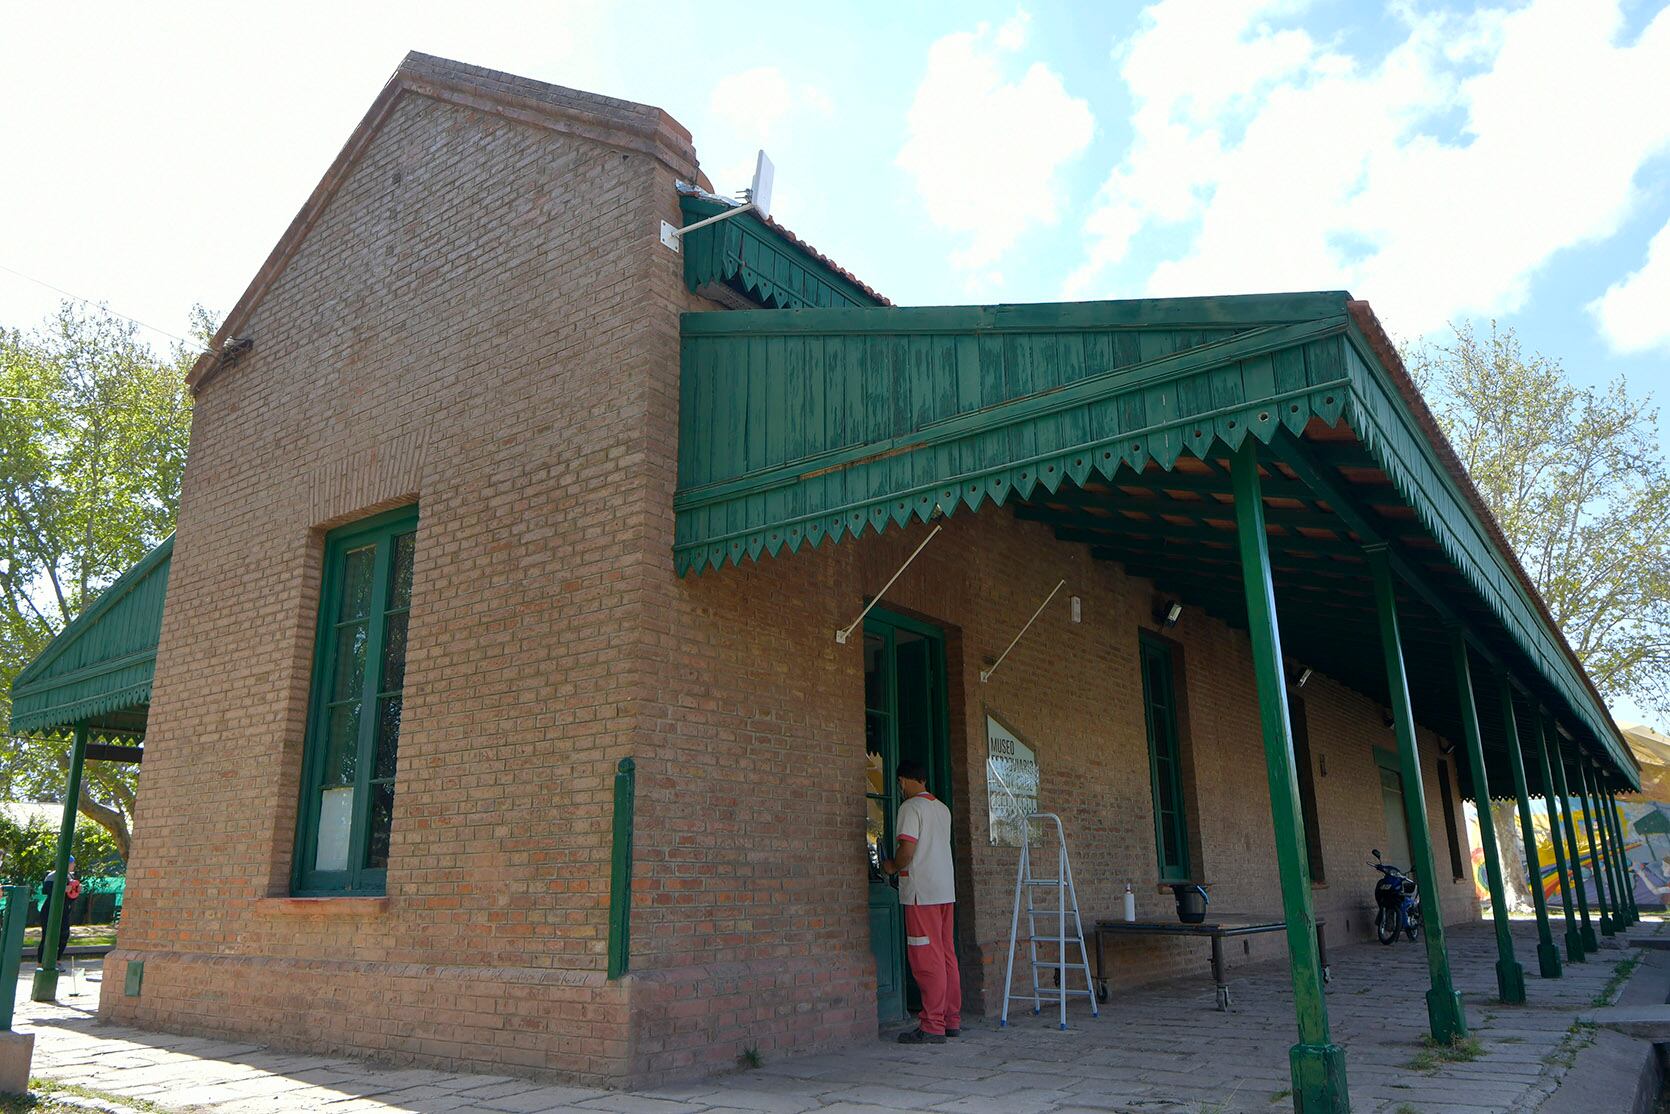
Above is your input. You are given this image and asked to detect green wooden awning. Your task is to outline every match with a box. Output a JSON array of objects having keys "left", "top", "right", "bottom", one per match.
[
  {"left": 679, "top": 193, "right": 886, "bottom": 311},
  {"left": 8, "top": 536, "right": 172, "bottom": 738},
  {"left": 673, "top": 293, "right": 1639, "bottom": 791}
]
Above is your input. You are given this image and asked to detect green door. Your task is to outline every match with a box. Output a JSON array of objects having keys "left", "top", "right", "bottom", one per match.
[
  {"left": 863, "top": 610, "right": 950, "bottom": 1024},
  {"left": 1376, "top": 749, "right": 1414, "bottom": 871}
]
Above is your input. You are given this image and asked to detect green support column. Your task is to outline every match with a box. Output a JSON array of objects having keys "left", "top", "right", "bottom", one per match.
[
  {"left": 1500, "top": 679, "right": 1560, "bottom": 977},
  {"left": 1368, "top": 546, "right": 1467, "bottom": 1043},
  {"left": 32, "top": 720, "right": 87, "bottom": 1002},
  {"left": 1607, "top": 789, "right": 1639, "bottom": 924},
  {"left": 1448, "top": 631, "right": 1525, "bottom": 1003},
  {"left": 1595, "top": 782, "right": 1629, "bottom": 928},
  {"left": 1531, "top": 716, "right": 1585, "bottom": 962},
  {"left": 1232, "top": 441, "right": 1348, "bottom": 1114},
  {"left": 1575, "top": 762, "right": 1615, "bottom": 937},
  {"left": 1546, "top": 723, "right": 1596, "bottom": 953}
]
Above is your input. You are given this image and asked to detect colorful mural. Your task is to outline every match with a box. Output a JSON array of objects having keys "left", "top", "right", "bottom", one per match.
[{"left": 1465, "top": 798, "right": 1668, "bottom": 913}]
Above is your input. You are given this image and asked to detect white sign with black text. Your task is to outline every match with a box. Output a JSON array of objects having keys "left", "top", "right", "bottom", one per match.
[{"left": 986, "top": 716, "right": 1039, "bottom": 846}]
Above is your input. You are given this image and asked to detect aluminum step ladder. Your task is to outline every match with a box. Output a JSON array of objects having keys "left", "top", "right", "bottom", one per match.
[{"left": 1000, "top": 812, "right": 1099, "bottom": 1029}]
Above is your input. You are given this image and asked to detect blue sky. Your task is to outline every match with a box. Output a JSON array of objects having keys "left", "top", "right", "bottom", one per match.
[{"left": 3, "top": 1, "right": 1668, "bottom": 717}]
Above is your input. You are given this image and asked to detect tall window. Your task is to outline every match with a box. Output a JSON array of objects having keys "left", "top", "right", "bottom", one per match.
[
  {"left": 294, "top": 506, "right": 417, "bottom": 895},
  {"left": 1139, "top": 634, "right": 1191, "bottom": 882},
  {"left": 1435, "top": 758, "right": 1466, "bottom": 881},
  {"left": 1288, "top": 693, "right": 1326, "bottom": 883}
]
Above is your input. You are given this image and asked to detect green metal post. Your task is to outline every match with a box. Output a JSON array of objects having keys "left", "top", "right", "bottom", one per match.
[
  {"left": 1574, "top": 761, "right": 1615, "bottom": 937},
  {"left": 607, "top": 757, "right": 636, "bottom": 980},
  {"left": 1545, "top": 722, "right": 1596, "bottom": 953},
  {"left": 1607, "top": 789, "right": 1639, "bottom": 924},
  {"left": 1368, "top": 546, "right": 1466, "bottom": 1042},
  {"left": 1501, "top": 680, "right": 1560, "bottom": 977},
  {"left": 1449, "top": 631, "right": 1524, "bottom": 1003},
  {"left": 1603, "top": 781, "right": 1629, "bottom": 928},
  {"left": 1530, "top": 716, "right": 1584, "bottom": 962},
  {"left": 1232, "top": 441, "right": 1348, "bottom": 1114},
  {"left": 32, "top": 720, "right": 87, "bottom": 1001},
  {"left": 0, "top": 885, "right": 29, "bottom": 1029},
  {"left": 1594, "top": 782, "right": 1628, "bottom": 928}
]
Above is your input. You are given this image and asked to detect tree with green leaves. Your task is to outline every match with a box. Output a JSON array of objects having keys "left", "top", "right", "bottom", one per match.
[
  {"left": 1407, "top": 321, "right": 1670, "bottom": 911},
  {"left": 1, "top": 301, "right": 205, "bottom": 861}
]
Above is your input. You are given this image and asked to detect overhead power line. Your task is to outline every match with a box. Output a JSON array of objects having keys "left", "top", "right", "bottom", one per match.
[{"left": 0, "top": 261, "right": 212, "bottom": 354}]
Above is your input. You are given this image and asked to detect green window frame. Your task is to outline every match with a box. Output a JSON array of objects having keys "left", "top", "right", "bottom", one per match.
[
  {"left": 292, "top": 505, "right": 418, "bottom": 896},
  {"left": 1139, "top": 633, "right": 1191, "bottom": 882}
]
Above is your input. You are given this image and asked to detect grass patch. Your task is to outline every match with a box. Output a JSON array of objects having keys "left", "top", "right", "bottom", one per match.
[
  {"left": 1405, "top": 1035, "right": 1484, "bottom": 1072},
  {"left": 19, "top": 925, "right": 118, "bottom": 948},
  {"left": 737, "top": 1046, "right": 763, "bottom": 1070},
  {"left": 1394, "top": 1105, "right": 1420, "bottom": 1114},
  {"left": 1592, "top": 952, "right": 1643, "bottom": 1007},
  {"left": 1268, "top": 1089, "right": 1291, "bottom": 1104},
  {"left": 29, "top": 1078, "right": 173, "bottom": 1114}
]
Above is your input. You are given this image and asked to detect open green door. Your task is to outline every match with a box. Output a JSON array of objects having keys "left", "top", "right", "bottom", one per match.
[{"left": 863, "top": 610, "right": 950, "bottom": 1024}]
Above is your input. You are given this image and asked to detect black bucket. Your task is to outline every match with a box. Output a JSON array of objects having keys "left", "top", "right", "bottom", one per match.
[{"left": 1172, "top": 883, "right": 1208, "bottom": 924}]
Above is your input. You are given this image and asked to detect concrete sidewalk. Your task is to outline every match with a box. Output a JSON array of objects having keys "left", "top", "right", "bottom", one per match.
[{"left": 11, "top": 920, "right": 1657, "bottom": 1113}]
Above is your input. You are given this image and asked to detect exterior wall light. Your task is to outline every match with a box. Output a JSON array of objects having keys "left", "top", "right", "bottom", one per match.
[
  {"left": 1297, "top": 667, "right": 1313, "bottom": 688},
  {"left": 1160, "top": 600, "right": 1182, "bottom": 628}
]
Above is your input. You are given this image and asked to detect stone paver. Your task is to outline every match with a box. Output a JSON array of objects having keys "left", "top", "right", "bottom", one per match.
[{"left": 12, "top": 920, "right": 1659, "bottom": 1113}]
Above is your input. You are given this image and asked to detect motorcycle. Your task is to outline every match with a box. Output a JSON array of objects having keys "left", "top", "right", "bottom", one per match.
[{"left": 1370, "top": 848, "right": 1421, "bottom": 945}]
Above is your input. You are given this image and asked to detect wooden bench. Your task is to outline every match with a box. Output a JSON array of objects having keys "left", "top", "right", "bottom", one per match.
[{"left": 1091, "top": 916, "right": 1330, "bottom": 1010}]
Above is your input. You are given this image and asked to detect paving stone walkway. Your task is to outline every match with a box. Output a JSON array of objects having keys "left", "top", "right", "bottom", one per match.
[{"left": 13, "top": 919, "right": 1656, "bottom": 1113}]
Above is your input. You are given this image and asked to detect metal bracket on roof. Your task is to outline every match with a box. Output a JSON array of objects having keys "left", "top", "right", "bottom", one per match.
[
  {"left": 981, "top": 579, "right": 1067, "bottom": 684},
  {"left": 834, "top": 524, "right": 942, "bottom": 645},
  {"left": 660, "top": 151, "right": 775, "bottom": 254}
]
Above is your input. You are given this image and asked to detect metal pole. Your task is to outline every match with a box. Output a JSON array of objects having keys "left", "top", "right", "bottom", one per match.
[
  {"left": 0, "top": 885, "right": 29, "bottom": 1029},
  {"left": 1596, "top": 788, "right": 1636, "bottom": 928},
  {"left": 32, "top": 721, "right": 87, "bottom": 1002},
  {"left": 1500, "top": 680, "right": 1560, "bottom": 977},
  {"left": 607, "top": 757, "right": 636, "bottom": 979},
  {"left": 1530, "top": 716, "right": 1585, "bottom": 963},
  {"left": 1545, "top": 722, "right": 1596, "bottom": 954},
  {"left": 1231, "top": 440, "right": 1347, "bottom": 1114},
  {"left": 1574, "top": 761, "right": 1615, "bottom": 937},
  {"left": 1367, "top": 547, "right": 1466, "bottom": 1042},
  {"left": 1594, "top": 781, "right": 1628, "bottom": 928},
  {"left": 1448, "top": 631, "right": 1524, "bottom": 1003}
]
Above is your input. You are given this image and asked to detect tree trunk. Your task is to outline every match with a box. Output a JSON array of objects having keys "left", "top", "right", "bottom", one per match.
[
  {"left": 76, "top": 784, "right": 131, "bottom": 862},
  {"left": 1492, "top": 799, "right": 1532, "bottom": 912}
]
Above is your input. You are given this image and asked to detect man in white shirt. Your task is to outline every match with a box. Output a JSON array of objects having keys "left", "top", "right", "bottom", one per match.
[{"left": 880, "top": 759, "right": 960, "bottom": 1044}]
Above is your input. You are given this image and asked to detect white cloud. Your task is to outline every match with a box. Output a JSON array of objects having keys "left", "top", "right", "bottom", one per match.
[
  {"left": 1590, "top": 217, "right": 1670, "bottom": 354},
  {"left": 897, "top": 10, "right": 1095, "bottom": 276},
  {"left": 705, "top": 66, "right": 834, "bottom": 195},
  {"left": 1067, "top": 0, "right": 1670, "bottom": 338}
]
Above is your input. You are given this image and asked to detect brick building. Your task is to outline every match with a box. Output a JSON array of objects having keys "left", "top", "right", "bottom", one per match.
[{"left": 9, "top": 54, "right": 1640, "bottom": 1109}]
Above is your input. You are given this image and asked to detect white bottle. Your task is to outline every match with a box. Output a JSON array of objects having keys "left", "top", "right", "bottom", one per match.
[{"left": 1123, "top": 882, "right": 1137, "bottom": 922}]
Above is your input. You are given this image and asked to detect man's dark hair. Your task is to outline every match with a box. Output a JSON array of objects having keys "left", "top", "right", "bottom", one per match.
[{"left": 896, "top": 758, "right": 928, "bottom": 783}]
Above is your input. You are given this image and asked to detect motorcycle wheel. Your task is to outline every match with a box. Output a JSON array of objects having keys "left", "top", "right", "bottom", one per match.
[
  {"left": 1406, "top": 910, "right": 1421, "bottom": 942},
  {"left": 1376, "top": 908, "right": 1397, "bottom": 945}
]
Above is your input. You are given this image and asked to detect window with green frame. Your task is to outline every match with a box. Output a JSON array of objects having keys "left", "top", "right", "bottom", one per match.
[
  {"left": 293, "top": 506, "right": 418, "bottom": 895},
  {"left": 1139, "top": 633, "right": 1192, "bottom": 882}
]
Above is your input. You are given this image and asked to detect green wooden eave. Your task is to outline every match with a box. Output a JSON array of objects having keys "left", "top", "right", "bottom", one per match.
[
  {"left": 679, "top": 194, "right": 885, "bottom": 311},
  {"left": 672, "top": 292, "right": 1638, "bottom": 791},
  {"left": 8, "top": 535, "right": 172, "bottom": 738}
]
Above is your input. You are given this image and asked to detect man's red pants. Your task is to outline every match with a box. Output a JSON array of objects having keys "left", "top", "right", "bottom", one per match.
[{"left": 904, "top": 902, "right": 961, "bottom": 1035}]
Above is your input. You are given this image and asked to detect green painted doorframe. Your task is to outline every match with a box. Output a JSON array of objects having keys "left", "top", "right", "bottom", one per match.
[
  {"left": 1500, "top": 678, "right": 1561, "bottom": 978},
  {"left": 1449, "top": 631, "right": 1525, "bottom": 1004},
  {"left": 1230, "top": 441, "right": 1348, "bottom": 1114},
  {"left": 1367, "top": 546, "right": 1466, "bottom": 1044},
  {"left": 32, "top": 720, "right": 88, "bottom": 1002},
  {"left": 1547, "top": 725, "right": 1598, "bottom": 953},
  {"left": 1530, "top": 715, "right": 1585, "bottom": 963}
]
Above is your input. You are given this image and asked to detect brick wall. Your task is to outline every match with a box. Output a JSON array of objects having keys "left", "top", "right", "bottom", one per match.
[
  {"left": 103, "top": 59, "right": 1479, "bottom": 1089},
  {"left": 102, "top": 70, "right": 700, "bottom": 1084}
]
